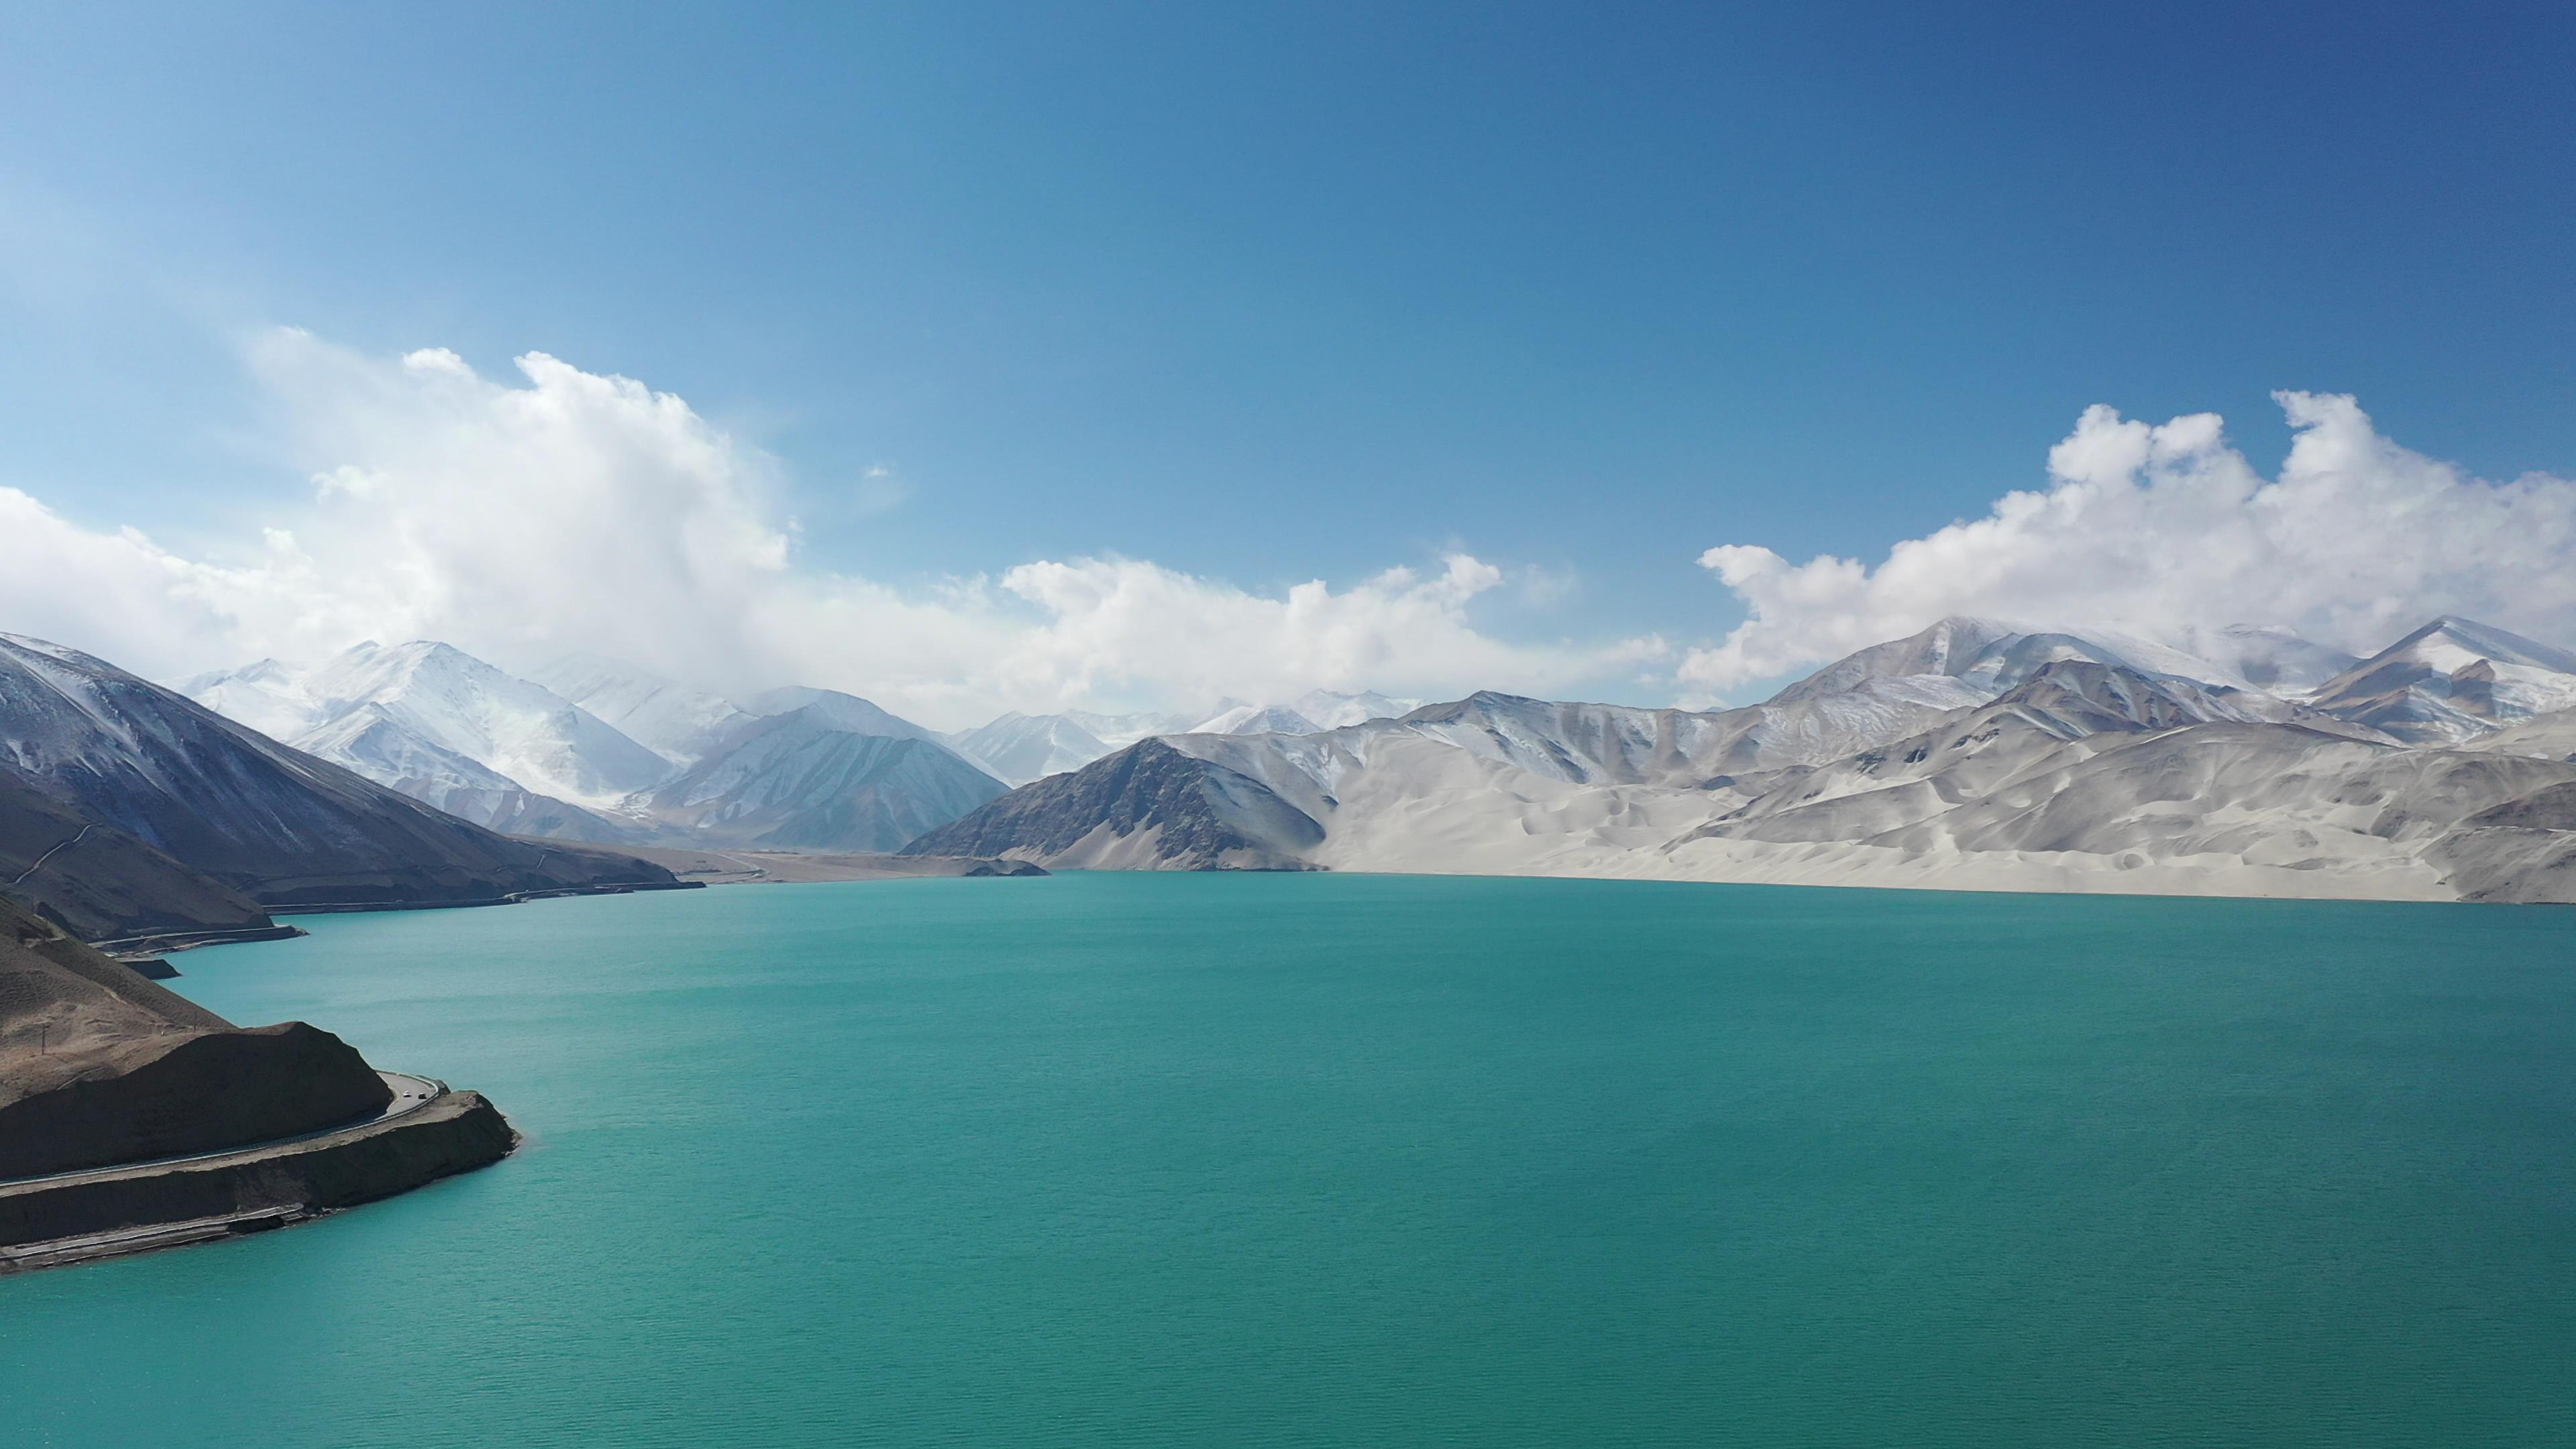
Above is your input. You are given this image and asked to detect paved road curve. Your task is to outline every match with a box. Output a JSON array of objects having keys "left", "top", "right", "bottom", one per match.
[{"left": 0, "top": 1071, "right": 447, "bottom": 1191}]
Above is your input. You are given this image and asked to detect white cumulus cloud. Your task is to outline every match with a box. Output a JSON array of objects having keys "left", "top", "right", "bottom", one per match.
[
  {"left": 1678, "top": 392, "right": 2576, "bottom": 696},
  {"left": 0, "top": 329, "right": 1655, "bottom": 728}
]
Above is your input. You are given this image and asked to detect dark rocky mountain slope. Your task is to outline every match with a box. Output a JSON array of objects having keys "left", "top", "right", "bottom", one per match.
[
  {"left": 0, "top": 633, "right": 682, "bottom": 919},
  {"left": 0, "top": 771, "right": 292, "bottom": 947},
  {"left": 902, "top": 738, "right": 1322, "bottom": 870},
  {"left": 645, "top": 704, "right": 1008, "bottom": 852}
]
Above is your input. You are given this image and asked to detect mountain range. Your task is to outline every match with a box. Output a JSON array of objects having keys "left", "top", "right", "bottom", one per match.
[
  {"left": 0, "top": 634, "right": 684, "bottom": 947},
  {"left": 942, "top": 690, "right": 1423, "bottom": 784},
  {"left": 182, "top": 647, "right": 1010, "bottom": 855},
  {"left": 178, "top": 647, "right": 1422, "bottom": 845},
  {"left": 25, "top": 610, "right": 2576, "bottom": 918},
  {"left": 908, "top": 615, "right": 2576, "bottom": 904}
]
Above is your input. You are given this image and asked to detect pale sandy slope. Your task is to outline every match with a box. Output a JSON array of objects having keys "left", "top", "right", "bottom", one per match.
[
  {"left": 912, "top": 619, "right": 2576, "bottom": 904},
  {"left": 1163, "top": 672, "right": 2576, "bottom": 903},
  {"left": 1256, "top": 730, "right": 2461, "bottom": 902}
]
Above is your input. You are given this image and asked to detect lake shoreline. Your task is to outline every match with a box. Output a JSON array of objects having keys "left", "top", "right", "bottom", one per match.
[{"left": 0, "top": 1083, "right": 515, "bottom": 1275}]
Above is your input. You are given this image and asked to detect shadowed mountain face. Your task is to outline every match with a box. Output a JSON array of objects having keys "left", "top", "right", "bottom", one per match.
[
  {"left": 0, "top": 896, "right": 391, "bottom": 1178},
  {"left": 739, "top": 688, "right": 951, "bottom": 745},
  {"left": 0, "top": 634, "right": 679, "bottom": 915},
  {"left": 902, "top": 739, "right": 1323, "bottom": 870},
  {"left": 646, "top": 705, "right": 1009, "bottom": 853},
  {"left": 0, "top": 772, "right": 287, "bottom": 945},
  {"left": 2306, "top": 618, "right": 2576, "bottom": 745}
]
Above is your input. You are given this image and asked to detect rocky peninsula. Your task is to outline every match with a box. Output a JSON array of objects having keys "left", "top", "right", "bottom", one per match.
[{"left": 0, "top": 896, "right": 512, "bottom": 1272}]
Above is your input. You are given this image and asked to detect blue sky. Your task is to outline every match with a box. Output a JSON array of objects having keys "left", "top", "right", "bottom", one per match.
[{"left": 1, "top": 3, "right": 2572, "bottom": 721}]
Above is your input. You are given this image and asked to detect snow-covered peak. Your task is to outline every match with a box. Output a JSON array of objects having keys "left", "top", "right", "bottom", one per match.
[
  {"left": 1186, "top": 703, "right": 1324, "bottom": 737},
  {"left": 945, "top": 711, "right": 1114, "bottom": 786},
  {"left": 530, "top": 651, "right": 753, "bottom": 765},
  {"left": 1769, "top": 617, "right": 2019, "bottom": 704},
  {"left": 1062, "top": 708, "right": 1201, "bottom": 749},
  {"left": 182, "top": 639, "right": 672, "bottom": 808},
  {"left": 1169, "top": 690, "right": 1421, "bottom": 737},
  {"left": 1287, "top": 689, "right": 1424, "bottom": 729},
  {"left": 1769, "top": 616, "right": 2338, "bottom": 708},
  {"left": 2390, "top": 617, "right": 2576, "bottom": 676},
  {"left": 299, "top": 639, "right": 476, "bottom": 700},
  {"left": 2307, "top": 616, "right": 2576, "bottom": 743},
  {"left": 174, "top": 657, "right": 323, "bottom": 742},
  {"left": 945, "top": 692, "right": 1417, "bottom": 784},
  {"left": 292, "top": 702, "right": 528, "bottom": 794}
]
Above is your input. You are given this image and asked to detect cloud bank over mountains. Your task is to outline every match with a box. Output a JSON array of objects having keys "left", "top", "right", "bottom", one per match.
[
  {"left": 1682, "top": 392, "right": 2576, "bottom": 695},
  {"left": 0, "top": 330, "right": 1658, "bottom": 728},
  {"left": 2, "top": 328, "right": 2569, "bottom": 724}
]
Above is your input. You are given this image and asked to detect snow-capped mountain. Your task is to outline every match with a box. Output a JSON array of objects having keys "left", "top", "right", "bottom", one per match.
[
  {"left": 1285, "top": 690, "right": 1422, "bottom": 730},
  {"left": 186, "top": 645, "right": 1025, "bottom": 849},
  {"left": 178, "top": 657, "right": 319, "bottom": 742},
  {"left": 945, "top": 712, "right": 1115, "bottom": 786},
  {"left": 2306, "top": 617, "right": 2576, "bottom": 745},
  {"left": 184, "top": 641, "right": 676, "bottom": 838},
  {"left": 146, "top": 611, "right": 2576, "bottom": 904},
  {"left": 1181, "top": 692, "right": 1422, "bottom": 736},
  {"left": 1186, "top": 703, "right": 1324, "bottom": 737},
  {"left": 1768, "top": 615, "right": 2332, "bottom": 706},
  {"left": 1, "top": 632, "right": 678, "bottom": 925},
  {"left": 906, "top": 616, "right": 2576, "bottom": 905},
  {"left": 1065, "top": 708, "right": 1204, "bottom": 747},
  {"left": 284, "top": 703, "right": 645, "bottom": 843},
  {"left": 529, "top": 652, "right": 754, "bottom": 765},
  {"left": 295, "top": 641, "right": 674, "bottom": 806},
  {"left": 186, "top": 642, "right": 672, "bottom": 806},
  {"left": 948, "top": 691, "right": 1425, "bottom": 785}
]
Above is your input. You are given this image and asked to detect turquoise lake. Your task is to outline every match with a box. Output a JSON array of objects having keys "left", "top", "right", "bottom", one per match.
[{"left": 5, "top": 873, "right": 2574, "bottom": 1446}]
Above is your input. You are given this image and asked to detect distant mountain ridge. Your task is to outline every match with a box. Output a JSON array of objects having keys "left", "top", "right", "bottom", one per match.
[
  {"left": 943, "top": 712, "right": 1116, "bottom": 787},
  {"left": 529, "top": 652, "right": 755, "bottom": 765},
  {"left": 156, "top": 613, "right": 2576, "bottom": 904},
  {"left": 1768, "top": 616, "right": 2356, "bottom": 705},
  {"left": 184, "top": 645, "right": 1008, "bottom": 856},
  {"left": 945, "top": 690, "right": 1424, "bottom": 784},
  {"left": 908, "top": 615, "right": 2576, "bottom": 905}
]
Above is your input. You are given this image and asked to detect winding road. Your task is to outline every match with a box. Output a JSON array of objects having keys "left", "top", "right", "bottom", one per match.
[
  {"left": 0, "top": 1071, "right": 447, "bottom": 1191},
  {"left": 7, "top": 824, "right": 95, "bottom": 889}
]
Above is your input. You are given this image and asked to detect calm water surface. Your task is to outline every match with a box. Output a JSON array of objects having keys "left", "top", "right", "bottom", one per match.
[{"left": 4, "top": 873, "right": 2573, "bottom": 1446}]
